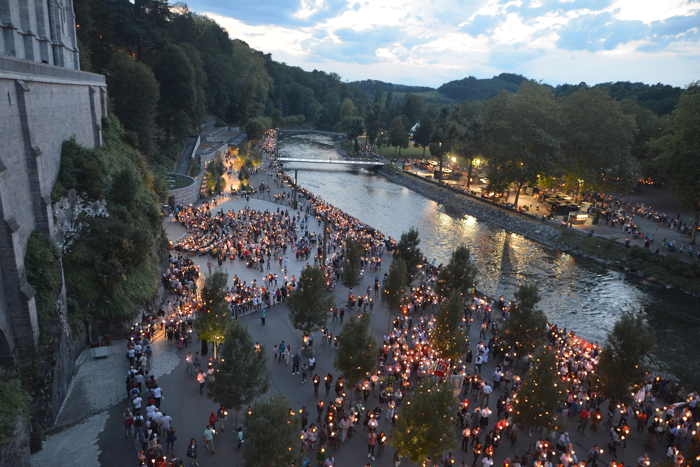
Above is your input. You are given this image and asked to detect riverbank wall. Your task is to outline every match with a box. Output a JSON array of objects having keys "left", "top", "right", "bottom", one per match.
[{"left": 378, "top": 167, "right": 700, "bottom": 297}]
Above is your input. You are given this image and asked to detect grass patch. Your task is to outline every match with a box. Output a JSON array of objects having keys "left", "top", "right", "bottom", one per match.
[{"left": 0, "top": 379, "right": 29, "bottom": 444}]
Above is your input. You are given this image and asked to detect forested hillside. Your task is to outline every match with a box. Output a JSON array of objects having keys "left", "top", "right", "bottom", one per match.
[{"left": 74, "top": 0, "right": 370, "bottom": 171}]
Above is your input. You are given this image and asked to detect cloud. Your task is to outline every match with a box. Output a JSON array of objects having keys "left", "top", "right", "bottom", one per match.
[{"left": 191, "top": 0, "right": 700, "bottom": 87}]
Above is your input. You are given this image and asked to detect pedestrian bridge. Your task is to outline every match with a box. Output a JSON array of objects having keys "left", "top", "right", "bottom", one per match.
[{"left": 276, "top": 157, "right": 386, "bottom": 167}]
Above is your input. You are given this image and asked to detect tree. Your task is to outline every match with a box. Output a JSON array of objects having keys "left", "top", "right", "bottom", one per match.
[
  {"left": 106, "top": 51, "right": 159, "bottom": 155},
  {"left": 244, "top": 395, "right": 300, "bottom": 467},
  {"left": 396, "top": 228, "right": 422, "bottom": 278},
  {"left": 342, "top": 116, "right": 364, "bottom": 152},
  {"left": 413, "top": 119, "right": 433, "bottom": 157},
  {"left": 403, "top": 94, "right": 425, "bottom": 127},
  {"left": 287, "top": 265, "right": 333, "bottom": 334},
  {"left": 482, "top": 83, "right": 562, "bottom": 207},
  {"left": 431, "top": 294, "right": 466, "bottom": 363},
  {"left": 597, "top": 313, "right": 655, "bottom": 403},
  {"left": 512, "top": 348, "right": 566, "bottom": 432},
  {"left": 335, "top": 314, "right": 377, "bottom": 388},
  {"left": 245, "top": 118, "right": 266, "bottom": 141},
  {"left": 208, "top": 321, "right": 268, "bottom": 421},
  {"left": 392, "top": 382, "right": 457, "bottom": 464},
  {"left": 383, "top": 257, "right": 408, "bottom": 311},
  {"left": 653, "top": 83, "right": 700, "bottom": 242},
  {"left": 561, "top": 88, "right": 638, "bottom": 192},
  {"left": 389, "top": 116, "right": 409, "bottom": 155},
  {"left": 109, "top": 168, "right": 139, "bottom": 208},
  {"left": 151, "top": 43, "right": 197, "bottom": 139},
  {"left": 436, "top": 245, "right": 477, "bottom": 298},
  {"left": 502, "top": 284, "right": 547, "bottom": 356},
  {"left": 194, "top": 271, "right": 230, "bottom": 357},
  {"left": 342, "top": 238, "right": 362, "bottom": 288}
]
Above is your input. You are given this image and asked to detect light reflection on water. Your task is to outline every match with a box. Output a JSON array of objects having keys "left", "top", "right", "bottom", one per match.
[{"left": 281, "top": 136, "right": 700, "bottom": 387}]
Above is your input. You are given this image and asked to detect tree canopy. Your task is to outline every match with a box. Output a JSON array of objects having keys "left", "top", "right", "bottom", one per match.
[
  {"left": 208, "top": 321, "right": 268, "bottom": 412},
  {"left": 436, "top": 245, "right": 477, "bottom": 298},
  {"left": 244, "top": 395, "right": 299, "bottom": 467},
  {"left": 288, "top": 266, "right": 333, "bottom": 334},
  {"left": 335, "top": 314, "right": 377, "bottom": 387},
  {"left": 392, "top": 382, "right": 458, "bottom": 464}
]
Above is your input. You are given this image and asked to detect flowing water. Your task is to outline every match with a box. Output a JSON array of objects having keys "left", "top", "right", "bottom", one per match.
[{"left": 280, "top": 134, "right": 700, "bottom": 387}]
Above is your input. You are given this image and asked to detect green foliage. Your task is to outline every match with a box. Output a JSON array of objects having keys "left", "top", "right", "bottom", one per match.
[
  {"left": 151, "top": 43, "right": 198, "bottom": 139},
  {"left": 107, "top": 51, "right": 159, "bottom": 156},
  {"left": 60, "top": 117, "right": 162, "bottom": 331},
  {"left": 436, "top": 245, "right": 477, "bottom": 298},
  {"left": 598, "top": 313, "right": 655, "bottom": 402},
  {"left": 413, "top": 119, "right": 433, "bottom": 155},
  {"left": 389, "top": 116, "right": 409, "bottom": 153},
  {"left": 654, "top": 83, "right": 700, "bottom": 216},
  {"left": 287, "top": 266, "right": 333, "bottom": 334},
  {"left": 195, "top": 272, "right": 230, "bottom": 345},
  {"left": 53, "top": 139, "right": 108, "bottom": 200},
  {"left": 335, "top": 314, "right": 377, "bottom": 387},
  {"left": 245, "top": 117, "right": 270, "bottom": 141},
  {"left": 513, "top": 348, "right": 566, "bottom": 431},
  {"left": 482, "top": 83, "right": 562, "bottom": 206},
  {"left": 24, "top": 232, "right": 61, "bottom": 340},
  {"left": 503, "top": 284, "right": 547, "bottom": 355},
  {"left": 431, "top": 294, "right": 466, "bottom": 363},
  {"left": 342, "top": 238, "right": 362, "bottom": 287},
  {"left": 437, "top": 73, "right": 527, "bottom": 101},
  {"left": 383, "top": 257, "right": 408, "bottom": 311},
  {"left": 209, "top": 321, "right": 268, "bottom": 411},
  {"left": 0, "top": 379, "right": 29, "bottom": 444},
  {"left": 392, "top": 382, "right": 458, "bottom": 464},
  {"left": 396, "top": 228, "right": 422, "bottom": 278},
  {"left": 561, "top": 88, "right": 638, "bottom": 191},
  {"left": 244, "top": 395, "right": 299, "bottom": 467}
]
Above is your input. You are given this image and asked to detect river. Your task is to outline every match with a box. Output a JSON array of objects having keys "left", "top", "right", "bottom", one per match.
[{"left": 279, "top": 133, "right": 699, "bottom": 387}]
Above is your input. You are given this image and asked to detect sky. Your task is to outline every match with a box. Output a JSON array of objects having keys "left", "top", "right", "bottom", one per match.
[{"left": 183, "top": 0, "right": 700, "bottom": 88}]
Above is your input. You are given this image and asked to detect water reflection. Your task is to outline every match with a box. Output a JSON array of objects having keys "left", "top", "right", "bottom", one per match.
[{"left": 281, "top": 135, "right": 700, "bottom": 387}]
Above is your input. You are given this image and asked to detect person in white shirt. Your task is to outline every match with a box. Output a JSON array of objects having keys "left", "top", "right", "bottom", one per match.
[{"left": 132, "top": 396, "right": 143, "bottom": 411}]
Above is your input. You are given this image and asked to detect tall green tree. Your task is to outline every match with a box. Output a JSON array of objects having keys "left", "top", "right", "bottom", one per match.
[
  {"left": 512, "top": 348, "right": 565, "bottom": 431},
  {"left": 396, "top": 228, "right": 422, "bottom": 278},
  {"left": 208, "top": 321, "right": 268, "bottom": 419},
  {"left": 413, "top": 119, "right": 433, "bottom": 157},
  {"left": 392, "top": 382, "right": 458, "bottom": 464},
  {"left": 482, "top": 83, "right": 562, "bottom": 207},
  {"left": 384, "top": 257, "right": 408, "bottom": 311},
  {"left": 194, "top": 271, "right": 230, "bottom": 356},
  {"left": 244, "top": 395, "right": 300, "bottom": 467},
  {"left": 288, "top": 266, "right": 333, "bottom": 334},
  {"left": 561, "top": 88, "right": 638, "bottom": 191},
  {"left": 335, "top": 314, "right": 377, "bottom": 388},
  {"left": 342, "top": 238, "right": 362, "bottom": 288},
  {"left": 431, "top": 294, "right": 466, "bottom": 363},
  {"left": 389, "top": 116, "right": 409, "bottom": 155},
  {"left": 403, "top": 94, "right": 425, "bottom": 126},
  {"left": 598, "top": 313, "right": 655, "bottom": 402},
  {"left": 502, "top": 284, "right": 547, "bottom": 356},
  {"left": 436, "top": 245, "right": 477, "bottom": 298},
  {"left": 106, "top": 51, "right": 159, "bottom": 155},
  {"left": 151, "top": 43, "right": 197, "bottom": 139},
  {"left": 652, "top": 83, "right": 700, "bottom": 242}
]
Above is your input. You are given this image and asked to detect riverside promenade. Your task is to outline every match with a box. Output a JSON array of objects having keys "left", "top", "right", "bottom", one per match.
[{"left": 35, "top": 146, "right": 684, "bottom": 467}]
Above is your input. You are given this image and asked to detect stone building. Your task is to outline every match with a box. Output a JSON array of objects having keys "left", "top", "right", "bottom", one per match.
[
  {"left": 0, "top": 0, "right": 80, "bottom": 69},
  {"left": 0, "top": 0, "right": 105, "bottom": 366}
]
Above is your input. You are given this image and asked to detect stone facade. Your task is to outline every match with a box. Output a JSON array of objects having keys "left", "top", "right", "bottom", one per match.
[
  {"left": 0, "top": 0, "right": 79, "bottom": 70},
  {"left": 0, "top": 55, "right": 106, "bottom": 363}
]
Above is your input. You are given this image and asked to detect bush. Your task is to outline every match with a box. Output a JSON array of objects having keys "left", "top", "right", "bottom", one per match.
[
  {"left": 0, "top": 379, "right": 29, "bottom": 444},
  {"left": 24, "top": 232, "right": 61, "bottom": 341}
]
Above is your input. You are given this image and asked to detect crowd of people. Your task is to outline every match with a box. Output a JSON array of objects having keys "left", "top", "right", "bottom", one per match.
[{"left": 135, "top": 129, "right": 699, "bottom": 467}]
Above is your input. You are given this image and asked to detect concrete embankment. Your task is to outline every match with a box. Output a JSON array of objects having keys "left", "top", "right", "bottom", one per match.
[{"left": 378, "top": 167, "right": 700, "bottom": 296}]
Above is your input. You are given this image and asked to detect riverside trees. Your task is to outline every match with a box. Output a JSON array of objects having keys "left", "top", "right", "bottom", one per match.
[
  {"left": 335, "top": 314, "right": 377, "bottom": 388},
  {"left": 392, "top": 382, "right": 458, "bottom": 464},
  {"left": 208, "top": 321, "right": 268, "bottom": 424},
  {"left": 288, "top": 265, "right": 333, "bottom": 335}
]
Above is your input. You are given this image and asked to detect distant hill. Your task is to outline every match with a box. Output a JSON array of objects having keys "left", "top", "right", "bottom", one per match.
[
  {"left": 437, "top": 73, "right": 529, "bottom": 101},
  {"left": 348, "top": 79, "right": 434, "bottom": 96},
  {"left": 554, "top": 81, "right": 682, "bottom": 115},
  {"left": 350, "top": 74, "right": 681, "bottom": 116}
]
